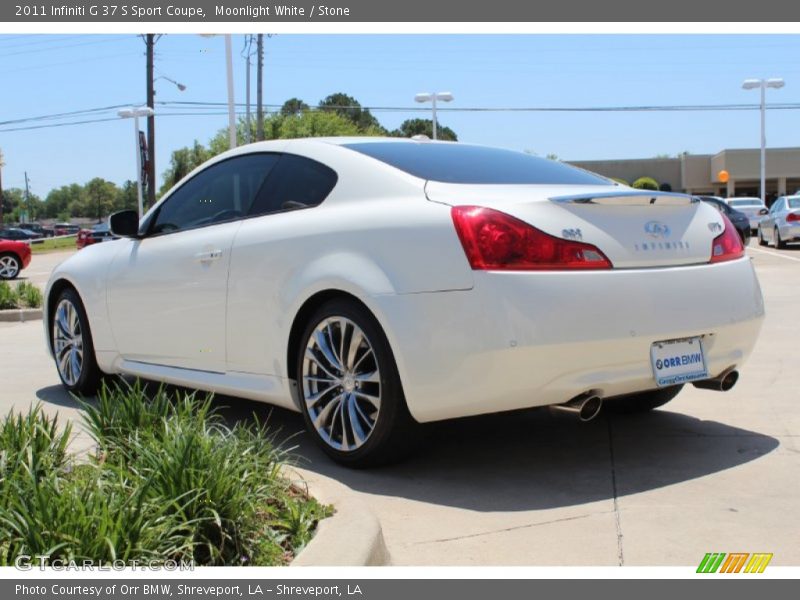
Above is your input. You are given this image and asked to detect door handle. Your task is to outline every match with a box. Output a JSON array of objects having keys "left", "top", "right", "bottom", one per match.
[{"left": 195, "top": 249, "right": 223, "bottom": 263}]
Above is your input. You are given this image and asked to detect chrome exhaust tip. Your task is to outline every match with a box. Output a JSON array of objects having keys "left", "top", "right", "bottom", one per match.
[
  {"left": 552, "top": 393, "right": 604, "bottom": 422},
  {"left": 692, "top": 368, "right": 739, "bottom": 392}
]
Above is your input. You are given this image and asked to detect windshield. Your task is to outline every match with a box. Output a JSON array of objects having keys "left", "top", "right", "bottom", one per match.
[{"left": 343, "top": 142, "right": 613, "bottom": 185}]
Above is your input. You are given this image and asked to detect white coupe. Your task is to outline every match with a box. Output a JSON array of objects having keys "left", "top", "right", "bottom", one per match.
[{"left": 45, "top": 138, "right": 765, "bottom": 466}]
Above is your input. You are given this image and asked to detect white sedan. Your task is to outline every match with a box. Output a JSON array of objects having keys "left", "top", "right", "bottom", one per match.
[{"left": 44, "top": 138, "right": 765, "bottom": 466}]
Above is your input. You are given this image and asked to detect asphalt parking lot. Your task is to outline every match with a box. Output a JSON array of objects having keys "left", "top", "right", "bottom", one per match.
[{"left": 1, "top": 242, "right": 798, "bottom": 566}]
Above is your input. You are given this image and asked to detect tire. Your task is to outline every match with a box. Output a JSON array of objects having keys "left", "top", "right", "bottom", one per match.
[
  {"left": 775, "top": 227, "right": 787, "bottom": 249},
  {"left": 0, "top": 253, "right": 21, "bottom": 280},
  {"left": 758, "top": 227, "right": 768, "bottom": 246},
  {"left": 603, "top": 385, "right": 683, "bottom": 415},
  {"left": 296, "top": 298, "right": 417, "bottom": 467},
  {"left": 51, "top": 288, "right": 102, "bottom": 396}
]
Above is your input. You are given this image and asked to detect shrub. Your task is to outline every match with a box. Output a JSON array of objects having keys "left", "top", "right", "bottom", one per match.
[
  {"left": 632, "top": 176, "right": 660, "bottom": 191},
  {"left": 15, "top": 281, "right": 42, "bottom": 309},
  {"left": 0, "top": 282, "right": 16, "bottom": 310},
  {"left": 0, "top": 381, "right": 330, "bottom": 566}
]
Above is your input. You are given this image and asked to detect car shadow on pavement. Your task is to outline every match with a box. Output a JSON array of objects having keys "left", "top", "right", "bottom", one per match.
[
  {"left": 36, "top": 382, "right": 779, "bottom": 513},
  {"left": 35, "top": 384, "right": 82, "bottom": 409},
  {"left": 215, "top": 396, "right": 780, "bottom": 513}
]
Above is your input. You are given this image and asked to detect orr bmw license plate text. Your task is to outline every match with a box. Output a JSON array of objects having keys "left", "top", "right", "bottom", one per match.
[{"left": 650, "top": 337, "right": 709, "bottom": 387}]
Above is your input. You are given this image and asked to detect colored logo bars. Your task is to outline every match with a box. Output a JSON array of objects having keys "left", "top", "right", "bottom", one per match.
[{"left": 697, "top": 552, "right": 773, "bottom": 573}]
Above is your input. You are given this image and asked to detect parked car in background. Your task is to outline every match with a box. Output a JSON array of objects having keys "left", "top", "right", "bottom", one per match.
[
  {"left": 0, "top": 239, "right": 31, "bottom": 280},
  {"left": 53, "top": 223, "right": 81, "bottom": 236},
  {"left": 0, "top": 227, "right": 41, "bottom": 241},
  {"left": 18, "top": 223, "right": 54, "bottom": 237},
  {"left": 44, "top": 138, "right": 765, "bottom": 466},
  {"left": 76, "top": 223, "right": 117, "bottom": 250},
  {"left": 697, "top": 196, "right": 751, "bottom": 245},
  {"left": 725, "top": 197, "right": 768, "bottom": 231},
  {"left": 757, "top": 195, "right": 800, "bottom": 248}
]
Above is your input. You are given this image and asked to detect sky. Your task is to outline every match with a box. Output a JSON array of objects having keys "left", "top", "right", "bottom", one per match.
[{"left": 2, "top": 34, "right": 800, "bottom": 197}]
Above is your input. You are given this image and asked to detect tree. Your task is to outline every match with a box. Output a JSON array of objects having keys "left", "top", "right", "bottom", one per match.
[
  {"left": 1, "top": 188, "right": 24, "bottom": 220},
  {"left": 114, "top": 180, "right": 139, "bottom": 212},
  {"left": 390, "top": 118, "right": 458, "bottom": 141},
  {"left": 83, "top": 178, "right": 117, "bottom": 222},
  {"left": 318, "top": 93, "right": 383, "bottom": 131},
  {"left": 280, "top": 97, "right": 309, "bottom": 116},
  {"left": 160, "top": 140, "right": 211, "bottom": 195},
  {"left": 632, "top": 176, "right": 660, "bottom": 191},
  {"left": 43, "top": 184, "right": 83, "bottom": 219}
]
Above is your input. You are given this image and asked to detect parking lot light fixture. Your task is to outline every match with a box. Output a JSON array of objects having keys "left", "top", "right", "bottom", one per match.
[
  {"left": 118, "top": 106, "right": 155, "bottom": 220},
  {"left": 414, "top": 91, "right": 454, "bottom": 140},
  {"left": 742, "top": 77, "right": 785, "bottom": 204}
]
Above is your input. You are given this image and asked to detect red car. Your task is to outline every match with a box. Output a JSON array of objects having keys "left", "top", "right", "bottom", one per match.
[
  {"left": 76, "top": 223, "right": 116, "bottom": 250},
  {"left": 0, "top": 238, "right": 31, "bottom": 280}
]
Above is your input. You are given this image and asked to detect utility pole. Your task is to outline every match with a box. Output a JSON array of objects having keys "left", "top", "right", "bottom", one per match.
[
  {"left": 244, "top": 36, "right": 252, "bottom": 143},
  {"left": 24, "top": 171, "right": 31, "bottom": 222},
  {"left": 256, "top": 33, "right": 264, "bottom": 141},
  {"left": 0, "top": 149, "right": 5, "bottom": 228},
  {"left": 146, "top": 34, "right": 156, "bottom": 208}
]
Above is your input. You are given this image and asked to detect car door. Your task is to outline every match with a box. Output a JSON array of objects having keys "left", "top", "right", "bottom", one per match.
[{"left": 107, "top": 153, "right": 280, "bottom": 373}]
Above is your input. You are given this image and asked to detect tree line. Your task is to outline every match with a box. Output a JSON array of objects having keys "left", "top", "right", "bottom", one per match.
[{"left": 1, "top": 92, "right": 458, "bottom": 222}]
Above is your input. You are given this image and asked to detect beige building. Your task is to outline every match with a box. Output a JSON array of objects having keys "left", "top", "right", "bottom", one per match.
[{"left": 571, "top": 147, "right": 800, "bottom": 202}]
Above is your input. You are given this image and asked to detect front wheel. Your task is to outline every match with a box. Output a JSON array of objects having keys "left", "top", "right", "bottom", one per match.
[
  {"left": 603, "top": 385, "right": 684, "bottom": 414},
  {"left": 51, "top": 288, "right": 102, "bottom": 396},
  {"left": 0, "top": 253, "right": 21, "bottom": 280},
  {"left": 296, "top": 299, "right": 417, "bottom": 467}
]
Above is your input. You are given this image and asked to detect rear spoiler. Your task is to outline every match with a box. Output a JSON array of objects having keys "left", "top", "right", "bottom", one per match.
[{"left": 550, "top": 190, "right": 698, "bottom": 206}]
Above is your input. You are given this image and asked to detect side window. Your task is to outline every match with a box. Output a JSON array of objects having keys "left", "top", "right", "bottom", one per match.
[
  {"left": 248, "top": 154, "right": 337, "bottom": 217},
  {"left": 150, "top": 154, "right": 279, "bottom": 235}
]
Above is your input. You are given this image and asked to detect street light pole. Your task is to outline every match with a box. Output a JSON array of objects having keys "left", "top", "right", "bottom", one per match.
[
  {"left": 414, "top": 92, "right": 454, "bottom": 140},
  {"left": 118, "top": 107, "right": 155, "bottom": 220},
  {"left": 743, "top": 77, "right": 784, "bottom": 204},
  {"left": 225, "top": 34, "right": 237, "bottom": 150}
]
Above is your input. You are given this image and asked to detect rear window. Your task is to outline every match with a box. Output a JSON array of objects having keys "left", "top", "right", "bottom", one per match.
[
  {"left": 787, "top": 198, "right": 800, "bottom": 209},
  {"left": 729, "top": 199, "right": 763, "bottom": 207},
  {"left": 342, "top": 142, "right": 612, "bottom": 185}
]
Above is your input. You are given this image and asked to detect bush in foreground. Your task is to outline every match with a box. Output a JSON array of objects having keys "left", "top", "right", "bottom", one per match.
[
  {"left": 0, "top": 281, "right": 43, "bottom": 310},
  {"left": 0, "top": 382, "right": 330, "bottom": 566}
]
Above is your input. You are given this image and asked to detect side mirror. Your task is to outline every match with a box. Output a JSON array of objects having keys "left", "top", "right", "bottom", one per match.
[{"left": 109, "top": 210, "right": 140, "bottom": 238}]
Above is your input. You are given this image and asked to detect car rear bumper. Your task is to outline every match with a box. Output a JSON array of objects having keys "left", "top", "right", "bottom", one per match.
[
  {"left": 372, "top": 257, "right": 764, "bottom": 423},
  {"left": 779, "top": 223, "right": 800, "bottom": 241}
]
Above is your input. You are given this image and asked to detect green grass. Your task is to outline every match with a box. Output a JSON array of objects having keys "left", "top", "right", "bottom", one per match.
[
  {"left": 0, "top": 382, "right": 331, "bottom": 566},
  {"left": 30, "top": 236, "right": 76, "bottom": 254},
  {"left": 0, "top": 281, "right": 42, "bottom": 309}
]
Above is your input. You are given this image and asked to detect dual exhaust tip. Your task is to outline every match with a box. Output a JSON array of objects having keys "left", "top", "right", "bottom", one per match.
[{"left": 553, "top": 368, "right": 739, "bottom": 423}]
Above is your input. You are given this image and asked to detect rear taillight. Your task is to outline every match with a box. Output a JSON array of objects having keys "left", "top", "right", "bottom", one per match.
[
  {"left": 787, "top": 212, "right": 800, "bottom": 222},
  {"left": 451, "top": 205, "right": 612, "bottom": 271},
  {"left": 710, "top": 214, "right": 745, "bottom": 263}
]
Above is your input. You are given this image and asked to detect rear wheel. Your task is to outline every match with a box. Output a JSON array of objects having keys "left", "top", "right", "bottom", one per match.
[
  {"left": 758, "top": 227, "right": 768, "bottom": 246},
  {"left": 296, "top": 298, "right": 417, "bottom": 467},
  {"left": 603, "top": 385, "right": 683, "bottom": 414},
  {"left": 51, "top": 288, "right": 102, "bottom": 396},
  {"left": 0, "top": 253, "right": 21, "bottom": 280},
  {"left": 775, "top": 227, "right": 787, "bottom": 249}
]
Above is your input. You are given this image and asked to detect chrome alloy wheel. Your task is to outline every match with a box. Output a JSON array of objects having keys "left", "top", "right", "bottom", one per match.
[
  {"left": 0, "top": 255, "right": 19, "bottom": 279},
  {"left": 302, "top": 316, "right": 381, "bottom": 451},
  {"left": 53, "top": 298, "right": 84, "bottom": 386}
]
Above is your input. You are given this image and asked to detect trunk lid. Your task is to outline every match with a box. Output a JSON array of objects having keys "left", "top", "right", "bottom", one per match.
[{"left": 425, "top": 183, "right": 726, "bottom": 268}]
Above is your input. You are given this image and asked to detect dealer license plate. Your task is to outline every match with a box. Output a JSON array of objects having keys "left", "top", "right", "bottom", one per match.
[{"left": 650, "top": 337, "right": 709, "bottom": 387}]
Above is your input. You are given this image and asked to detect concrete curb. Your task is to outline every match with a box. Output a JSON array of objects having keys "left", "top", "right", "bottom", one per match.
[
  {"left": 289, "top": 468, "right": 390, "bottom": 566},
  {"left": 0, "top": 308, "right": 43, "bottom": 323}
]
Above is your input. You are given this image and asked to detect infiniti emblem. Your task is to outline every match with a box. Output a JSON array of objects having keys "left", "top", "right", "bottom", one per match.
[{"left": 644, "top": 221, "right": 671, "bottom": 238}]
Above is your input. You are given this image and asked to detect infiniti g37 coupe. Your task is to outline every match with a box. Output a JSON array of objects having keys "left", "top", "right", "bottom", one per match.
[{"left": 44, "top": 138, "right": 765, "bottom": 466}]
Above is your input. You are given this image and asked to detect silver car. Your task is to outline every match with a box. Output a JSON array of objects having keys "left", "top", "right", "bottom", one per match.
[
  {"left": 725, "top": 197, "right": 768, "bottom": 231},
  {"left": 758, "top": 195, "right": 800, "bottom": 248}
]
